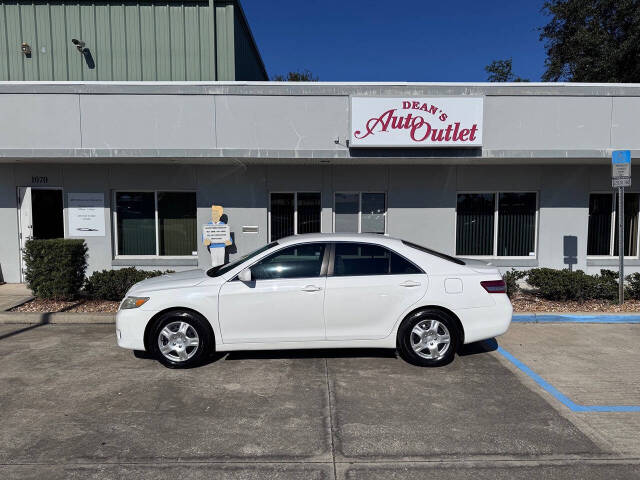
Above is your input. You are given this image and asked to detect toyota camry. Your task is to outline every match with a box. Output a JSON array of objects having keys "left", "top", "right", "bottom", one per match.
[{"left": 116, "top": 234, "right": 512, "bottom": 368}]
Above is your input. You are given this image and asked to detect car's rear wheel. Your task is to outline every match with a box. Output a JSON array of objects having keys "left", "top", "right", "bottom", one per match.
[
  {"left": 149, "top": 310, "right": 213, "bottom": 368},
  {"left": 397, "top": 309, "right": 459, "bottom": 367}
]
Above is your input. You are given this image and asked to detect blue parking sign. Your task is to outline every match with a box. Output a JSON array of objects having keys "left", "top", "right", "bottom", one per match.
[{"left": 612, "top": 150, "right": 631, "bottom": 164}]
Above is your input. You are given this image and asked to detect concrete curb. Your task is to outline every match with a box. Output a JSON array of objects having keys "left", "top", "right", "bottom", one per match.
[
  {"left": 512, "top": 313, "right": 640, "bottom": 323},
  {"left": 0, "top": 312, "right": 115, "bottom": 324}
]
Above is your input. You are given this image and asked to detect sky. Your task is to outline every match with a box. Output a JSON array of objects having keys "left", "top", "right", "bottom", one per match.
[{"left": 240, "top": 0, "right": 549, "bottom": 82}]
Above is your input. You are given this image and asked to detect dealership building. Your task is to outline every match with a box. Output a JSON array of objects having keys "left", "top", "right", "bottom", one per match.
[{"left": 1, "top": 81, "right": 640, "bottom": 283}]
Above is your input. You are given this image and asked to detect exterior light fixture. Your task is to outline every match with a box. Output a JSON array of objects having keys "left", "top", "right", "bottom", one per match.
[
  {"left": 71, "top": 38, "right": 86, "bottom": 52},
  {"left": 21, "top": 42, "right": 32, "bottom": 57}
]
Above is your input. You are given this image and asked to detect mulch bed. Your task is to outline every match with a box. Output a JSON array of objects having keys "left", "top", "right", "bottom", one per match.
[
  {"left": 9, "top": 292, "right": 640, "bottom": 314},
  {"left": 511, "top": 292, "right": 640, "bottom": 313},
  {"left": 10, "top": 298, "right": 120, "bottom": 313}
]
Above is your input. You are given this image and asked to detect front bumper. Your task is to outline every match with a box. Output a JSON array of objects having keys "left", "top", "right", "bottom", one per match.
[{"left": 116, "top": 308, "right": 157, "bottom": 351}]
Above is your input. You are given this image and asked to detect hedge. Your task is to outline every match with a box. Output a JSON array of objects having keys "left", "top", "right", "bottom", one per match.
[
  {"left": 23, "top": 239, "right": 88, "bottom": 300},
  {"left": 517, "top": 268, "right": 618, "bottom": 302},
  {"left": 502, "top": 269, "right": 526, "bottom": 299},
  {"left": 84, "top": 267, "right": 168, "bottom": 301}
]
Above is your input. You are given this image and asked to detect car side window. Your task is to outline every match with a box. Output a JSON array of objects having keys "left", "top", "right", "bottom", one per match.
[
  {"left": 333, "top": 243, "right": 422, "bottom": 276},
  {"left": 251, "top": 243, "right": 326, "bottom": 280}
]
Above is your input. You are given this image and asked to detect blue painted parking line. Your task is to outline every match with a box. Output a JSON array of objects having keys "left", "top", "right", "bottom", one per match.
[
  {"left": 512, "top": 313, "right": 640, "bottom": 324},
  {"left": 496, "top": 346, "right": 640, "bottom": 412}
]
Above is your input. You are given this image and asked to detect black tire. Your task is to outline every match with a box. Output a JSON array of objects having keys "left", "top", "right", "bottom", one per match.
[
  {"left": 149, "top": 310, "right": 214, "bottom": 368},
  {"left": 396, "top": 309, "right": 459, "bottom": 367}
]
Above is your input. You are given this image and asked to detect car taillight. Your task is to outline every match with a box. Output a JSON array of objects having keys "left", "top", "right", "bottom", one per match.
[{"left": 481, "top": 280, "right": 506, "bottom": 293}]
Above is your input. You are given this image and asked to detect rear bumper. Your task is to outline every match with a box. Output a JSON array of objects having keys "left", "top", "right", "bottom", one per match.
[
  {"left": 457, "top": 294, "right": 513, "bottom": 344},
  {"left": 116, "top": 308, "right": 156, "bottom": 351}
]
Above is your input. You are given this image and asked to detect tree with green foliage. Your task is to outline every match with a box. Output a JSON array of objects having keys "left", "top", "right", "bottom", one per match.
[
  {"left": 540, "top": 0, "right": 640, "bottom": 82},
  {"left": 485, "top": 58, "right": 529, "bottom": 82},
  {"left": 272, "top": 69, "right": 318, "bottom": 81}
]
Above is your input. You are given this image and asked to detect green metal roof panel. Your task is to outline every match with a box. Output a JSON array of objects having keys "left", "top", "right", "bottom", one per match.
[{"left": 0, "top": 0, "right": 266, "bottom": 81}]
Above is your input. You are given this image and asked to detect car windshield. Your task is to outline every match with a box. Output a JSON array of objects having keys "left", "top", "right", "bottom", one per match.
[{"left": 206, "top": 242, "right": 278, "bottom": 277}]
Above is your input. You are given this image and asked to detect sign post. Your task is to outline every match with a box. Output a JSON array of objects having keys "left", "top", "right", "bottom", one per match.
[{"left": 612, "top": 150, "right": 632, "bottom": 305}]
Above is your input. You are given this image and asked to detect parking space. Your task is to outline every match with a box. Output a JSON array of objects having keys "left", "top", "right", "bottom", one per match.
[{"left": 0, "top": 323, "right": 638, "bottom": 479}]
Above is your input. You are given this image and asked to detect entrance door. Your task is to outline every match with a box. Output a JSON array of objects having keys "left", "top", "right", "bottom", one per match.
[{"left": 17, "top": 187, "right": 64, "bottom": 281}]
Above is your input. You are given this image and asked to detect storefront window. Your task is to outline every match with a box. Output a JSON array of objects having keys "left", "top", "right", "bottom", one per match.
[
  {"left": 115, "top": 191, "right": 196, "bottom": 257},
  {"left": 589, "top": 193, "right": 640, "bottom": 256},
  {"left": 334, "top": 192, "right": 386, "bottom": 234},
  {"left": 456, "top": 193, "right": 495, "bottom": 256},
  {"left": 497, "top": 193, "right": 537, "bottom": 256},
  {"left": 456, "top": 192, "right": 537, "bottom": 257},
  {"left": 361, "top": 193, "right": 386, "bottom": 234},
  {"left": 587, "top": 194, "right": 613, "bottom": 255},
  {"left": 335, "top": 193, "right": 359, "bottom": 233},
  {"left": 270, "top": 192, "right": 321, "bottom": 241},
  {"left": 158, "top": 192, "right": 197, "bottom": 256}
]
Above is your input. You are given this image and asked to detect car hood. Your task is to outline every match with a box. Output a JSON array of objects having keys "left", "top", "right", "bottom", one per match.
[{"left": 127, "top": 269, "right": 208, "bottom": 295}]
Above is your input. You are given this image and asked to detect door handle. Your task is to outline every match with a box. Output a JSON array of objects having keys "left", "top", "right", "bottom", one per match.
[
  {"left": 301, "top": 285, "right": 322, "bottom": 292},
  {"left": 400, "top": 280, "right": 421, "bottom": 288}
]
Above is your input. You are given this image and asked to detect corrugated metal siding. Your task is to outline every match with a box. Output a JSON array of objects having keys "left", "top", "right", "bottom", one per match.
[
  {"left": 0, "top": 0, "right": 222, "bottom": 81},
  {"left": 233, "top": 2, "right": 266, "bottom": 80},
  {"left": 214, "top": 0, "right": 233, "bottom": 81}
]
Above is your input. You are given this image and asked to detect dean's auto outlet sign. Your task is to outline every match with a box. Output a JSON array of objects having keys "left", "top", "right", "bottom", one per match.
[{"left": 350, "top": 97, "right": 483, "bottom": 147}]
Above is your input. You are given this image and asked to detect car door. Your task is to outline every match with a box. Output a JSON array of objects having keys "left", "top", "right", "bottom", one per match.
[
  {"left": 324, "top": 242, "right": 428, "bottom": 340},
  {"left": 218, "top": 242, "right": 328, "bottom": 343}
]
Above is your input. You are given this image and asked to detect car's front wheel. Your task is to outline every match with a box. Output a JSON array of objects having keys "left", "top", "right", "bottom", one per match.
[
  {"left": 149, "top": 310, "right": 213, "bottom": 368},
  {"left": 397, "top": 309, "right": 459, "bottom": 367}
]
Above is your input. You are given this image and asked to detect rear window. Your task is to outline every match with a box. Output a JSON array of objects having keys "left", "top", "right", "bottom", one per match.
[{"left": 402, "top": 240, "right": 466, "bottom": 265}]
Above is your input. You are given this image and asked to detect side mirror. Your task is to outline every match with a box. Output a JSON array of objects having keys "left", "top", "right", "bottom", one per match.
[{"left": 238, "top": 268, "right": 252, "bottom": 282}]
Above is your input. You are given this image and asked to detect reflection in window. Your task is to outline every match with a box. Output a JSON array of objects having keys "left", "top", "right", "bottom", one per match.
[{"left": 251, "top": 243, "right": 326, "bottom": 280}]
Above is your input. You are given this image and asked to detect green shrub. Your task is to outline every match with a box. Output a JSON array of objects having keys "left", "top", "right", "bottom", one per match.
[
  {"left": 526, "top": 268, "right": 618, "bottom": 302},
  {"left": 23, "top": 239, "right": 88, "bottom": 300},
  {"left": 592, "top": 269, "right": 619, "bottom": 300},
  {"left": 625, "top": 272, "right": 640, "bottom": 299},
  {"left": 502, "top": 269, "right": 527, "bottom": 299},
  {"left": 84, "top": 267, "right": 168, "bottom": 301}
]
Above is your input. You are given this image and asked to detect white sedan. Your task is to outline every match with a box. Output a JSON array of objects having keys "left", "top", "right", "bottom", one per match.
[{"left": 116, "top": 234, "right": 512, "bottom": 368}]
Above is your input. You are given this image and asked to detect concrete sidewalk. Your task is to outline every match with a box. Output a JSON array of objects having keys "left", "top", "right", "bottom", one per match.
[{"left": 0, "top": 283, "right": 32, "bottom": 311}]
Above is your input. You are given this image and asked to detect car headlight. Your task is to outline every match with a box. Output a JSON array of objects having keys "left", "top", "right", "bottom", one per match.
[{"left": 120, "top": 296, "right": 149, "bottom": 310}]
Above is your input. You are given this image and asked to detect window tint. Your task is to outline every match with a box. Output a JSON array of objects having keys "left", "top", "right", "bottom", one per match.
[
  {"left": 587, "top": 194, "right": 613, "bottom": 255},
  {"left": 497, "top": 192, "right": 536, "bottom": 256},
  {"left": 456, "top": 193, "right": 495, "bottom": 255},
  {"left": 334, "top": 243, "right": 421, "bottom": 276},
  {"left": 158, "top": 192, "right": 196, "bottom": 256},
  {"left": 402, "top": 240, "right": 466, "bottom": 265},
  {"left": 251, "top": 243, "right": 326, "bottom": 280},
  {"left": 207, "top": 242, "right": 278, "bottom": 277},
  {"left": 116, "top": 192, "right": 156, "bottom": 255}
]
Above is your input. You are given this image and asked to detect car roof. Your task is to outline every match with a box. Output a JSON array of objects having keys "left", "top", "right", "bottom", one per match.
[{"left": 276, "top": 233, "right": 403, "bottom": 247}]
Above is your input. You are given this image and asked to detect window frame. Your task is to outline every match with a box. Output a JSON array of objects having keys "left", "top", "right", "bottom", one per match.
[
  {"left": 333, "top": 191, "right": 387, "bottom": 234},
  {"left": 268, "top": 191, "right": 322, "bottom": 242},
  {"left": 587, "top": 191, "right": 640, "bottom": 259},
  {"left": 112, "top": 189, "right": 197, "bottom": 259},
  {"left": 454, "top": 190, "right": 539, "bottom": 259}
]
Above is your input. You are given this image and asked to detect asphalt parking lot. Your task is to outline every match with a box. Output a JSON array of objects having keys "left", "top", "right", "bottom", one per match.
[{"left": 1, "top": 322, "right": 639, "bottom": 479}]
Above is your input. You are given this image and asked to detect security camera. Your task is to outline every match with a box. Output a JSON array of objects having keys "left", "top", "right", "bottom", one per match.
[{"left": 71, "top": 38, "right": 86, "bottom": 52}]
